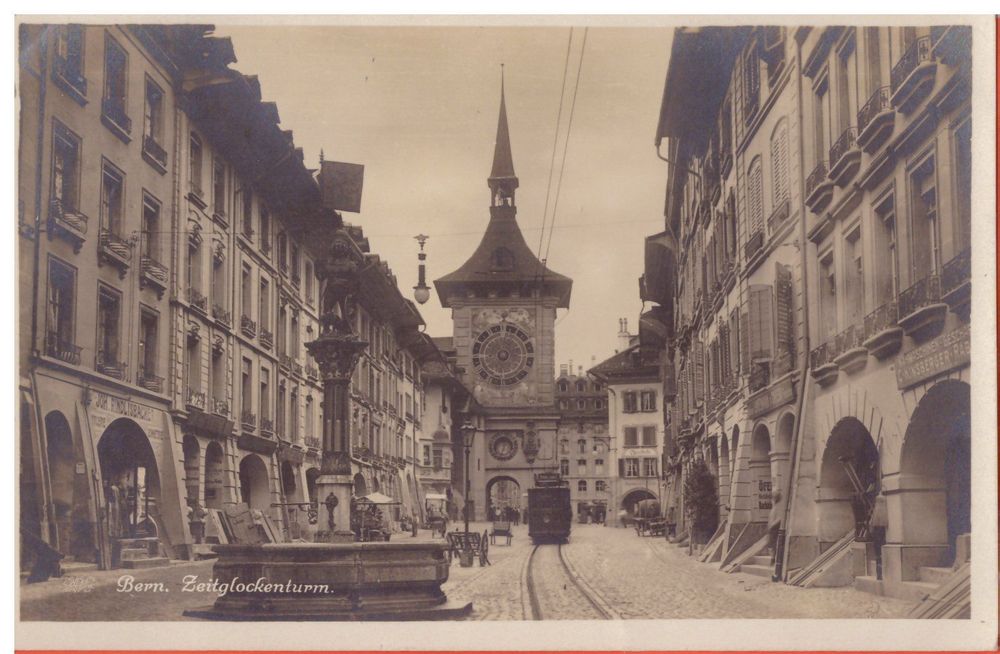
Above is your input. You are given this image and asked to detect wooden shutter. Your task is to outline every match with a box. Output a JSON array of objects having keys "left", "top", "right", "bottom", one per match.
[
  {"left": 749, "top": 284, "right": 774, "bottom": 361},
  {"left": 720, "top": 323, "right": 731, "bottom": 386},
  {"left": 774, "top": 262, "right": 795, "bottom": 374},
  {"left": 740, "top": 308, "right": 750, "bottom": 371},
  {"left": 693, "top": 339, "right": 705, "bottom": 403},
  {"left": 748, "top": 160, "right": 764, "bottom": 234},
  {"left": 771, "top": 120, "right": 789, "bottom": 207}
]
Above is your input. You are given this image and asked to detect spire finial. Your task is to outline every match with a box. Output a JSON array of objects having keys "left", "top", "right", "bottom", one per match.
[{"left": 488, "top": 65, "right": 518, "bottom": 207}]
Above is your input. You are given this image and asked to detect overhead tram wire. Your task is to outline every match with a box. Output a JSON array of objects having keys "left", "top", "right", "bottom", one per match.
[{"left": 533, "top": 27, "right": 575, "bottom": 295}]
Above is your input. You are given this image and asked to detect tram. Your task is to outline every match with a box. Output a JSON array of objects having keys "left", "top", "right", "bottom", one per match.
[{"left": 527, "top": 472, "right": 572, "bottom": 543}]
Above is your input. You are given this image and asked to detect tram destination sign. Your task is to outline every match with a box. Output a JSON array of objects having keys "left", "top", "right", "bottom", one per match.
[{"left": 895, "top": 324, "right": 970, "bottom": 390}]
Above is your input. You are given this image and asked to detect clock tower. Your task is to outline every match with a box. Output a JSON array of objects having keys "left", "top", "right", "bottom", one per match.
[{"left": 435, "top": 77, "right": 572, "bottom": 521}]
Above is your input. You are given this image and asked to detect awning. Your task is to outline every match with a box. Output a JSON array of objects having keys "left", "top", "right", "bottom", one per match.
[
  {"left": 358, "top": 492, "right": 399, "bottom": 505},
  {"left": 640, "top": 231, "right": 677, "bottom": 310}
]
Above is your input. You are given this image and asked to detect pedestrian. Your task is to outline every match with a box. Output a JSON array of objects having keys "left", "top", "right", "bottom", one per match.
[{"left": 870, "top": 492, "right": 888, "bottom": 580}]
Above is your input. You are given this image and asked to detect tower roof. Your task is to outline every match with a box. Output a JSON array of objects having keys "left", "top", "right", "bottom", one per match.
[{"left": 489, "top": 76, "right": 517, "bottom": 185}]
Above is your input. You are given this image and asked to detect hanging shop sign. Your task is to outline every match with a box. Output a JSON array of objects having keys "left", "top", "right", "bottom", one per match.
[{"left": 895, "top": 324, "right": 970, "bottom": 390}]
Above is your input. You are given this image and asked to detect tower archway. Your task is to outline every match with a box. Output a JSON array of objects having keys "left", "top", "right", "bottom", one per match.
[{"left": 485, "top": 476, "right": 521, "bottom": 521}]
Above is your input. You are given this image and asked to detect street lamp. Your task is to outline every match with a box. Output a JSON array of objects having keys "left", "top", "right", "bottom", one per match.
[
  {"left": 413, "top": 234, "right": 431, "bottom": 305},
  {"left": 460, "top": 420, "right": 476, "bottom": 534}
]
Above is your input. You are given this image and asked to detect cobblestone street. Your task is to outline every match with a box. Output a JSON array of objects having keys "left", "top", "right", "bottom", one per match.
[{"left": 19, "top": 523, "right": 914, "bottom": 621}]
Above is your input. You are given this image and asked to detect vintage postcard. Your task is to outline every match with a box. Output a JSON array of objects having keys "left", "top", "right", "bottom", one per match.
[{"left": 14, "top": 14, "right": 997, "bottom": 651}]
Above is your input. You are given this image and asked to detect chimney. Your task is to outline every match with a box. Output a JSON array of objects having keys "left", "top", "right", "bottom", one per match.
[
  {"left": 617, "top": 317, "right": 630, "bottom": 353},
  {"left": 578, "top": 365, "right": 583, "bottom": 377},
  {"left": 569, "top": 359, "right": 574, "bottom": 376}
]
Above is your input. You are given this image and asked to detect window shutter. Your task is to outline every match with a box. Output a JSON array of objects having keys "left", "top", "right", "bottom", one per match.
[
  {"left": 774, "top": 262, "right": 796, "bottom": 374},
  {"left": 693, "top": 339, "right": 705, "bottom": 403},
  {"left": 720, "top": 324, "right": 731, "bottom": 386},
  {"left": 771, "top": 121, "right": 789, "bottom": 207},
  {"left": 748, "top": 161, "right": 764, "bottom": 234},
  {"left": 740, "top": 308, "right": 750, "bottom": 372},
  {"left": 749, "top": 284, "right": 774, "bottom": 361}
]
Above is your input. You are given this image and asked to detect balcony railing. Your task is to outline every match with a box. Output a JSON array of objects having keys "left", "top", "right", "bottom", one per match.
[
  {"left": 52, "top": 54, "right": 87, "bottom": 99},
  {"left": 767, "top": 199, "right": 790, "bottom": 234},
  {"left": 891, "top": 35, "right": 933, "bottom": 95},
  {"left": 259, "top": 328, "right": 274, "bottom": 350},
  {"left": 211, "top": 304, "right": 232, "bottom": 327},
  {"left": 187, "top": 287, "right": 208, "bottom": 314},
  {"left": 279, "top": 353, "right": 293, "bottom": 372},
  {"left": 211, "top": 398, "right": 230, "bottom": 417},
  {"left": 241, "top": 409, "right": 257, "bottom": 432},
  {"left": 292, "top": 361, "right": 304, "bottom": 378},
  {"left": 98, "top": 229, "right": 133, "bottom": 272},
  {"left": 809, "top": 341, "right": 834, "bottom": 370},
  {"left": 240, "top": 315, "right": 257, "bottom": 338},
  {"left": 806, "top": 161, "right": 830, "bottom": 199},
  {"left": 137, "top": 366, "right": 164, "bottom": 392},
  {"left": 744, "top": 229, "right": 764, "bottom": 260},
  {"left": 898, "top": 273, "right": 942, "bottom": 320},
  {"left": 941, "top": 247, "right": 972, "bottom": 299},
  {"left": 260, "top": 417, "right": 275, "bottom": 437},
  {"left": 305, "top": 436, "right": 321, "bottom": 450},
  {"left": 96, "top": 351, "right": 127, "bottom": 380},
  {"left": 834, "top": 323, "right": 865, "bottom": 357},
  {"left": 45, "top": 333, "right": 82, "bottom": 365},
  {"left": 305, "top": 363, "right": 319, "bottom": 380},
  {"left": 186, "top": 387, "right": 207, "bottom": 411},
  {"left": 47, "top": 199, "right": 88, "bottom": 251},
  {"left": 863, "top": 300, "right": 899, "bottom": 340},
  {"left": 829, "top": 126, "right": 858, "bottom": 172},
  {"left": 139, "top": 255, "right": 168, "bottom": 294},
  {"left": 858, "top": 86, "right": 892, "bottom": 135},
  {"left": 142, "top": 134, "right": 168, "bottom": 170},
  {"left": 101, "top": 97, "right": 132, "bottom": 139}
]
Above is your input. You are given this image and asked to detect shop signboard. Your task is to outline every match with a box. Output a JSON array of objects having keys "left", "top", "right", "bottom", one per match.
[{"left": 896, "top": 324, "right": 970, "bottom": 389}]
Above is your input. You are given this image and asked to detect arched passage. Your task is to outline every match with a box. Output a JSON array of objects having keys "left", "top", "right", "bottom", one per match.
[
  {"left": 772, "top": 412, "right": 796, "bottom": 505},
  {"left": 818, "top": 417, "right": 880, "bottom": 546},
  {"left": 749, "top": 424, "right": 772, "bottom": 523},
  {"left": 98, "top": 418, "right": 161, "bottom": 539},
  {"left": 485, "top": 476, "right": 521, "bottom": 521},
  {"left": 620, "top": 488, "right": 657, "bottom": 518},
  {"left": 203, "top": 442, "right": 225, "bottom": 510},
  {"left": 718, "top": 434, "right": 732, "bottom": 517},
  {"left": 353, "top": 472, "right": 368, "bottom": 497},
  {"left": 45, "top": 411, "right": 92, "bottom": 559},
  {"left": 182, "top": 435, "right": 201, "bottom": 507},
  {"left": 898, "top": 380, "right": 971, "bottom": 567},
  {"left": 238, "top": 454, "right": 271, "bottom": 511}
]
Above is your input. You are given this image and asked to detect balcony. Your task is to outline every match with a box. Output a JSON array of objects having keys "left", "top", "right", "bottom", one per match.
[
  {"left": 940, "top": 247, "right": 971, "bottom": 320},
  {"left": 141, "top": 134, "right": 168, "bottom": 173},
  {"left": 100, "top": 97, "right": 132, "bottom": 143},
  {"left": 279, "top": 353, "right": 293, "bottom": 373},
  {"left": 137, "top": 366, "right": 164, "bottom": 393},
  {"left": 292, "top": 361, "right": 304, "bottom": 378},
  {"left": 259, "top": 328, "right": 274, "bottom": 350},
  {"left": 828, "top": 126, "right": 861, "bottom": 186},
  {"left": 47, "top": 199, "right": 88, "bottom": 252},
  {"left": 897, "top": 274, "right": 947, "bottom": 341},
  {"left": 187, "top": 287, "right": 208, "bottom": 315},
  {"left": 305, "top": 363, "right": 320, "bottom": 380},
  {"left": 260, "top": 417, "right": 275, "bottom": 437},
  {"left": 862, "top": 300, "right": 903, "bottom": 360},
  {"left": 211, "top": 303, "right": 232, "bottom": 328},
  {"left": 305, "top": 436, "right": 321, "bottom": 451},
  {"left": 767, "top": 199, "right": 790, "bottom": 234},
  {"left": 832, "top": 324, "right": 868, "bottom": 374},
  {"left": 186, "top": 387, "right": 207, "bottom": 411},
  {"left": 805, "top": 161, "right": 834, "bottom": 213},
  {"left": 744, "top": 229, "right": 764, "bottom": 261},
  {"left": 51, "top": 55, "right": 87, "bottom": 105},
  {"left": 211, "top": 398, "right": 230, "bottom": 417},
  {"left": 188, "top": 180, "right": 207, "bottom": 210},
  {"left": 96, "top": 351, "right": 127, "bottom": 381},
  {"left": 890, "top": 36, "right": 936, "bottom": 114},
  {"left": 139, "top": 255, "right": 168, "bottom": 296},
  {"left": 98, "top": 229, "right": 132, "bottom": 277},
  {"left": 44, "top": 333, "right": 81, "bottom": 365},
  {"left": 240, "top": 315, "right": 257, "bottom": 339},
  {"left": 857, "top": 86, "right": 894, "bottom": 153},
  {"left": 240, "top": 409, "right": 257, "bottom": 433},
  {"left": 809, "top": 342, "right": 839, "bottom": 386}
]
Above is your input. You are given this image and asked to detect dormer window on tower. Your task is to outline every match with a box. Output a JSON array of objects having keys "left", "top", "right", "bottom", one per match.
[{"left": 491, "top": 247, "right": 515, "bottom": 272}]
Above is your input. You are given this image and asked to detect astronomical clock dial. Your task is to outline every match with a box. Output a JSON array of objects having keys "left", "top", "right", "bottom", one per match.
[
  {"left": 488, "top": 432, "right": 519, "bottom": 460},
  {"left": 471, "top": 323, "right": 535, "bottom": 387}
]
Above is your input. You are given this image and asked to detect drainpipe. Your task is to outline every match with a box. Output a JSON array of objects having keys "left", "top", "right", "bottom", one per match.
[{"left": 774, "top": 32, "right": 813, "bottom": 583}]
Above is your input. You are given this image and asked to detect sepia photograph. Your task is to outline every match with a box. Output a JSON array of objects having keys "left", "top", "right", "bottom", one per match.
[{"left": 13, "top": 14, "right": 997, "bottom": 650}]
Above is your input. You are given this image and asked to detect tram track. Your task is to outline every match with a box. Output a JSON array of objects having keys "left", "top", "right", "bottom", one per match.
[{"left": 523, "top": 542, "right": 617, "bottom": 620}]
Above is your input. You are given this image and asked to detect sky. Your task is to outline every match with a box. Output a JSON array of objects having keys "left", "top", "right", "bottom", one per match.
[{"left": 213, "top": 23, "right": 673, "bottom": 373}]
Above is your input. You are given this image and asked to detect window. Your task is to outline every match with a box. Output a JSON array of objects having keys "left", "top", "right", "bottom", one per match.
[
  {"left": 622, "top": 391, "right": 638, "bottom": 413},
  {"left": 560, "top": 459, "right": 569, "bottom": 476},
  {"left": 143, "top": 77, "right": 165, "bottom": 164},
  {"left": 872, "top": 191, "right": 898, "bottom": 305},
  {"left": 578, "top": 480, "right": 588, "bottom": 492},
  {"left": 241, "top": 187, "right": 253, "bottom": 238},
  {"left": 576, "top": 380, "right": 586, "bottom": 392},
  {"left": 577, "top": 459, "right": 587, "bottom": 475},
  {"left": 291, "top": 244, "right": 300, "bottom": 284},
  {"left": 624, "top": 427, "right": 638, "bottom": 447},
  {"left": 747, "top": 157, "right": 764, "bottom": 236},
  {"left": 141, "top": 193, "right": 160, "bottom": 260},
  {"left": 241, "top": 358, "right": 253, "bottom": 415},
  {"left": 102, "top": 34, "right": 129, "bottom": 133},
  {"left": 46, "top": 258, "right": 76, "bottom": 352},
  {"left": 187, "top": 239, "right": 201, "bottom": 293},
  {"left": 276, "top": 385, "right": 286, "bottom": 436},
  {"left": 53, "top": 25, "right": 85, "bottom": 92},
  {"left": 771, "top": 120, "right": 789, "bottom": 210},
  {"left": 277, "top": 232, "right": 288, "bottom": 271},
  {"left": 909, "top": 155, "right": 939, "bottom": 279},
  {"left": 577, "top": 439, "right": 587, "bottom": 454},
  {"left": 953, "top": 119, "right": 972, "bottom": 253},
  {"left": 558, "top": 380, "right": 568, "bottom": 392},
  {"left": 819, "top": 250, "right": 837, "bottom": 341},
  {"left": 594, "top": 458, "right": 604, "bottom": 474},
  {"left": 212, "top": 347, "right": 225, "bottom": 407},
  {"left": 623, "top": 458, "right": 639, "bottom": 478},
  {"left": 560, "top": 439, "right": 569, "bottom": 455},
  {"left": 185, "top": 331, "right": 200, "bottom": 393},
  {"left": 641, "top": 426, "right": 657, "bottom": 447},
  {"left": 189, "top": 133, "right": 203, "bottom": 197},
  {"left": 100, "top": 160, "right": 125, "bottom": 234},
  {"left": 305, "top": 260, "right": 314, "bottom": 304},
  {"left": 212, "top": 158, "right": 226, "bottom": 216},
  {"left": 490, "top": 247, "right": 514, "bottom": 271},
  {"left": 814, "top": 76, "right": 830, "bottom": 167},
  {"left": 259, "top": 278, "right": 270, "bottom": 332},
  {"left": 432, "top": 447, "right": 443, "bottom": 469},
  {"left": 305, "top": 395, "right": 314, "bottom": 437},
  {"left": 595, "top": 399, "right": 605, "bottom": 410},
  {"left": 643, "top": 457, "right": 658, "bottom": 478},
  {"left": 291, "top": 312, "right": 299, "bottom": 358},
  {"left": 260, "top": 368, "right": 270, "bottom": 420},
  {"left": 212, "top": 250, "right": 226, "bottom": 308},
  {"left": 138, "top": 308, "right": 158, "bottom": 378},
  {"left": 96, "top": 285, "right": 122, "bottom": 371},
  {"left": 241, "top": 264, "right": 252, "bottom": 320},
  {"left": 596, "top": 480, "right": 606, "bottom": 493},
  {"left": 259, "top": 205, "right": 270, "bottom": 252},
  {"left": 844, "top": 225, "right": 864, "bottom": 326},
  {"left": 865, "top": 28, "right": 883, "bottom": 95},
  {"left": 836, "top": 34, "right": 857, "bottom": 136},
  {"left": 742, "top": 40, "right": 760, "bottom": 123},
  {"left": 290, "top": 386, "right": 299, "bottom": 441},
  {"left": 51, "top": 121, "right": 81, "bottom": 214},
  {"left": 577, "top": 399, "right": 587, "bottom": 410},
  {"left": 640, "top": 390, "right": 657, "bottom": 412}
]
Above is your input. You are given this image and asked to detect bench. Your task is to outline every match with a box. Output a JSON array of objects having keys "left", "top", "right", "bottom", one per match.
[
  {"left": 447, "top": 530, "right": 490, "bottom": 566},
  {"left": 490, "top": 521, "right": 513, "bottom": 545}
]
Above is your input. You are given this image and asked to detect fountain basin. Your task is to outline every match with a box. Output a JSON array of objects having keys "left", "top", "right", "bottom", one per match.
[{"left": 184, "top": 541, "right": 472, "bottom": 621}]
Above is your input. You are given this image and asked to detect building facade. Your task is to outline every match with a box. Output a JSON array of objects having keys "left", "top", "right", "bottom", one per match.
[
  {"left": 650, "top": 24, "right": 972, "bottom": 599},
  {"left": 555, "top": 365, "right": 610, "bottom": 524},
  {"left": 434, "top": 83, "right": 571, "bottom": 521}
]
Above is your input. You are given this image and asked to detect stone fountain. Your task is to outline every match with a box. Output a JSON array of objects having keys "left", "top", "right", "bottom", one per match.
[{"left": 186, "top": 227, "right": 471, "bottom": 621}]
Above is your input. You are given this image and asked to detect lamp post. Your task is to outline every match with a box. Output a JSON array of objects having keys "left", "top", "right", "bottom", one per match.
[{"left": 460, "top": 420, "right": 476, "bottom": 534}]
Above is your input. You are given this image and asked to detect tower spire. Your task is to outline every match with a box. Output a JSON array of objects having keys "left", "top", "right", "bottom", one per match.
[{"left": 488, "top": 64, "right": 519, "bottom": 207}]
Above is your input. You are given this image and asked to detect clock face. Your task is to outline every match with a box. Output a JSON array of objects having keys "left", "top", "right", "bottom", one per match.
[
  {"left": 472, "top": 323, "right": 535, "bottom": 386},
  {"left": 489, "top": 432, "right": 519, "bottom": 460}
]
